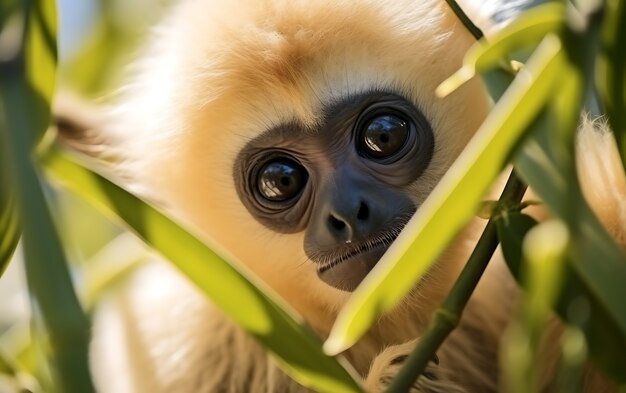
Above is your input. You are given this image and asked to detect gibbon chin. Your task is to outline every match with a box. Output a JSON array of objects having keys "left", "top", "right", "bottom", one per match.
[{"left": 58, "top": 0, "right": 626, "bottom": 392}]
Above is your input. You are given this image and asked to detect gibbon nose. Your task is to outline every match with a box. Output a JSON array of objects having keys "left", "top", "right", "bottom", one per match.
[
  {"left": 326, "top": 200, "right": 372, "bottom": 242},
  {"left": 314, "top": 166, "right": 391, "bottom": 245},
  {"left": 304, "top": 166, "right": 415, "bottom": 252}
]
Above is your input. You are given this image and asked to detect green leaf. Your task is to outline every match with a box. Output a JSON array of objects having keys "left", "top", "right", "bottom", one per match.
[
  {"left": 522, "top": 220, "right": 570, "bottom": 327},
  {"left": 324, "top": 35, "right": 565, "bottom": 355},
  {"left": 39, "top": 146, "right": 363, "bottom": 393},
  {"left": 502, "top": 220, "right": 569, "bottom": 393},
  {"left": 24, "top": 0, "right": 57, "bottom": 131},
  {"left": 0, "top": 0, "right": 19, "bottom": 32},
  {"left": 496, "top": 212, "right": 538, "bottom": 278},
  {"left": 598, "top": 0, "right": 626, "bottom": 170},
  {"left": 0, "top": 126, "right": 20, "bottom": 276},
  {"left": 0, "top": 2, "right": 95, "bottom": 392},
  {"left": 514, "top": 116, "right": 626, "bottom": 385},
  {"left": 514, "top": 13, "right": 626, "bottom": 383},
  {"left": 437, "top": 2, "right": 565, "bottom": 97},
  {"left": 515, "top": 112, "right": 626, "bottom": 383}
]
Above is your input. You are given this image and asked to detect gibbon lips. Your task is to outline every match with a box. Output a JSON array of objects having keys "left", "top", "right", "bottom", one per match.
[{"left": 316, "top": 233, "right": 399, "bottom": 292}]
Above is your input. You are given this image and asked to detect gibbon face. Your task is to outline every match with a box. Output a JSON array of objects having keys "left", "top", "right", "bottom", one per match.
[
  {"left": 234, "top": 91, "right": 434, "bottom": 291},
  {"left": 116, "top": 0, "right": 490, "bottom": 316}
]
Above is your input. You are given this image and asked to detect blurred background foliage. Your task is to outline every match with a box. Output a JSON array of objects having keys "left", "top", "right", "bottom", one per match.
[
  {"left": 0, "top": 1, "right": 167, "bottom": 391},
  {"left": 0, "top": 0, "right": 625, "bottom": 392}
]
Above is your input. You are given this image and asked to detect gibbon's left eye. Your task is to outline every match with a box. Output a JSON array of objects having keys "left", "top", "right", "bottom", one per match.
[
  {"left": 257, "top": 158, "right": 308, "bottom": 202},
  {"left": 358, "top": 113, "right": 409, "bottom": 159}
]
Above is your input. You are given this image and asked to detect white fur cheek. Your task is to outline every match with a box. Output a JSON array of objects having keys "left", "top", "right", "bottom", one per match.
[
  {"left": 90, "top": 295, "right": 143, "bottom": 393},
  {"left": 90, "top": 262, "right": 236, "bottom": 393}
]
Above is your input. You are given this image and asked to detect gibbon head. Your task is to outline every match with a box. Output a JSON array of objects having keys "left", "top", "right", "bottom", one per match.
[{"left": 105, "top": 0, "right": 490, "bottom": 316}]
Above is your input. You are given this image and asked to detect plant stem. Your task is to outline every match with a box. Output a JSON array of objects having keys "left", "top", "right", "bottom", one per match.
[
  {"left": 386, "top": 171, "right": 527, "bottom": 393},
  {"left": 444, "top": 0, "right": 484, "bottom": 40}
]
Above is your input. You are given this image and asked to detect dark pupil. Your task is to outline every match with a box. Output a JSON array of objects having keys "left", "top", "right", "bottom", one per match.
[
  {"left": 361, "top": 114, "right": 408, "bottom": 158},
  {"left": 258, "top": 159, "right": 307, "bottom": 201}
]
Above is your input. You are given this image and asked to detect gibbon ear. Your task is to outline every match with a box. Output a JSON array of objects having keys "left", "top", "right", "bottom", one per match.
[{"left": 52, "top": 94, "right": 110, "bottom": 159}]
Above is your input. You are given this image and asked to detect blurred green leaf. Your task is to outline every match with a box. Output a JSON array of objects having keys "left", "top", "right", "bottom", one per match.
[
  {"left": 598, "top": 0, "right": 626, "bottom": 170},
  {"left": 0, "top": 350, "right": 17, "bottom": 378},
  {"left": 61, "top": 11, "right": 131, "bottom": 96},
  {"left": 556, "top": 326, "right": 587, "bottom": 393},
  {"left": 498, "top": 200, "right": 626, "bottom": 386},
  {"left": 515, "top": 114, "right": 626, "bottom": 385},
  {"left": 24, "top": 0, "right": 57, "bottom": 141},
  {"left": 40, "top": 146, "right": 363, "bottom": 393},
  {"left": 513, "top": 11, "right": 626, "bottom": 383},
  {"left": 502, "top": 220, "right": 569, "bottom": 393},
  {"left": 523, "top": 220, "right": 569, "bottom": 328},
  {"left": 496, "top": 212, "right": 538, "bottom": 278},
  {"left": 0, "top": 1, "right": 95, "bottom": 392},
  {"left": 0, "top": 190, "right": 19, "bottom": 278},
  {"left": 0, "top": 3, "right": 22, "bottom": 278},
  {"left": 0, "top": 0, "right": 18, "bottom": 28},
  {"left": 324, "top": 35, "right": 565, "bottom": 355},
  {"left": 0, "top": 128, "right": 20, "bottom": 276}
]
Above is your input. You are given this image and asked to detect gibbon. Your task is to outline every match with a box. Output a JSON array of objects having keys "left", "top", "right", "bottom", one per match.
[{"left": 56, "top": 0, "right": 626, "bottom": 392}]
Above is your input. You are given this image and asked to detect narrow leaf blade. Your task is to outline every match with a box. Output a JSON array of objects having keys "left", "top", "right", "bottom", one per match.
[{"left": 0, "top": 1, "right": 95, "bottom": 391}]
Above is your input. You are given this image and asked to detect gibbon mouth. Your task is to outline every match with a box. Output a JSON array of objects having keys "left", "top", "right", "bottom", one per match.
[
  {"left": 316, "top": 233, "right": 398, "bottom": 292},
  {"left": 315, "top": 214, "right": 412, "bottom": 292}
]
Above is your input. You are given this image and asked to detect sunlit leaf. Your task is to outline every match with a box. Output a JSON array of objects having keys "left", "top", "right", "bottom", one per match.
[
  {"left": 39, "top": 145, "right": 363, "bottom": 393},
  {"left": 324, "top": 35, "right": 565, "bottom": 355}
]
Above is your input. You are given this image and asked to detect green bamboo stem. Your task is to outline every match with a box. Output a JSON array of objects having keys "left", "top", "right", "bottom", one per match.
[{"left": 386, "top": 171, "right": 527, "bottom": 393}]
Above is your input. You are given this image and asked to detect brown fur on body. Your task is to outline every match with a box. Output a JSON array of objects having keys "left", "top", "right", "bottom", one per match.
[{"left": 66, "top": 0, "right": 626, "bottom": 392}]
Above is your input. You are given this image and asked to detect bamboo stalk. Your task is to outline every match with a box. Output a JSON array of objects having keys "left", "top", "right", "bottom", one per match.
[{"left": 386, "top": 171, "right": 527, "bottom": 393}]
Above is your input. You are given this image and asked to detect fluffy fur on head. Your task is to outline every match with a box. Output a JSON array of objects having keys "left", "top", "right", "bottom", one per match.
[{"left": 82, "top": 0, "right": 624, "bottom": 392}]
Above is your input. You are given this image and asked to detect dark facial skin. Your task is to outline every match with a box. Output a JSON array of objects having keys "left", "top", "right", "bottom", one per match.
[{"left": 234, "top": 91, "right": 434, "bottom": 291}]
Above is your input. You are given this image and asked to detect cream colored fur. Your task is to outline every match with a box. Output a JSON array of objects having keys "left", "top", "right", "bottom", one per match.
[{"left": 87, "top": 0, "right": 626, "bottom": 392}]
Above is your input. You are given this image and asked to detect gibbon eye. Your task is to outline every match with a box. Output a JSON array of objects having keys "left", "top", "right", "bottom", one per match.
[
  {"left": 257, "top": 158, "right": 308, "bottom": 201},
  {"left": 358, "top": 114, "right": 409, "bottom": 159}
]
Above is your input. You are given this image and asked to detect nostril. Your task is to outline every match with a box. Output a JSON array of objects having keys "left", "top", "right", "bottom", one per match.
[
  {"left": 356, "top": 201, "right": 369, "bottom": 221},
  {"left": 328, "top": 215, "right": 346, "bottom": 231}
]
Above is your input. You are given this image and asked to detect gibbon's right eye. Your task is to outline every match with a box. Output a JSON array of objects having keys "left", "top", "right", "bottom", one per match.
[
  {"left": 358, "top": 113, "right": 409, "bottom": 159},
  {"left": 257, "top": 158, "right": 308, "bottom": 202}
]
